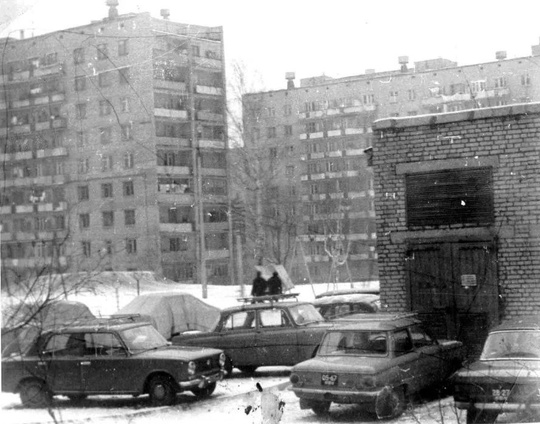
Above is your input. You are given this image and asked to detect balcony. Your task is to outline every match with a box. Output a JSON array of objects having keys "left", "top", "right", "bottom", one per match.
[
  {"left": 327, "top": 129, "right": 342, "bottom": 137},
  {"left": 11, "top": 125, "right": 31, "bottom": 134},
  {"left": 12, "top": 99, "right": 30, "bottom": 108},
  {"left": 328, "top": 151, "right": 342, "bottom": 157},
  {"left": 204, "top": 222, "right": 229, "bottom": 232},
  {"left": 157, "top": 165, "right": 191, "bottom": 175},
  {"left": 2, "top": 256, "right": 67, "bottom": 268},
  {"left": 344, "top": 128, "right": 363, "bottom": 135},
  {"left": 160, "top": 223, "right": 193, "bottom": 233},
  {"left": 157, "top": 192, "right": 193, "bottom": 204},
  {"left": 310, "top": 132, "right": 324, "bottom": 139},
  {"left": 154, "top": 79, "right": 187, "bottom": 91},
  {"left": 195, "top": 56, "right": 222, "bottom": 70},
  {"left": 206, "top": 249, "right": 229, "bottom": 260},
  {"left": 299, "top": 110, "right": 324, "bottom": 119},
  {"left": 345, "top": 149, "right": 365, "bottom": 156},
  {"left": 196, "top": 85, "right": 223, "bottom": 95},
  {"left": 11, "top": 71, "right": 30, "bottom": 82},
  {"left": 154, "top": 108, "right": 188, "bottom": 119},
  {"left": 33, "top": 63, "right": 64, "bottom": 77},
  {"left": 0, "top": 150, "right": 32, "bottom": 161},
  {"left": 200, "top": 168, "right": 226, "bottom": 177},
  {"left": 310, "top": 152, "right": 324, "bottom": 159},
  {"left": 310, "top": 173, "right": 325, "bottom": 180},
  {"left": 51, "top": 118, "right": 67, "bottom": 129},
  {"left": 34, "top": 93, "right": 65, "bottom": 105},
  {"left": 199, "top": 139, "right": 226, "bottom": 149},
  {"left": 35, "top": 121, "right": 51, "bottom": 131}
]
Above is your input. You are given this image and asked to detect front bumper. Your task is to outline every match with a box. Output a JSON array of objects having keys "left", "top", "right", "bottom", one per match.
[
  {"left": 455, "top": 401, "right": 540, "bottom": 412},
  {"left": 179, "top": 371, "right": 224, "bottom": 390},
  {"left": 290, "top": 385, "right": 383, "bottom": 405}
]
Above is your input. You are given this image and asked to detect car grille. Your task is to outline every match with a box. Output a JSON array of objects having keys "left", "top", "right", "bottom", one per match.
[{"left": 195, "top": 355, "right": 220, "bottom": 373}]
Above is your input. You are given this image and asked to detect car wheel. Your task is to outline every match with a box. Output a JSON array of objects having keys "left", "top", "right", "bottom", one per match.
[
  {"left": 191, "top": 382, "right": 216, "bottom": 398},
  {"left": 238, "top": 366, "right": 257, "bottom": 375},
  {"left": 148, "top": 375, "right": 176, "bottom": 406},
  {"left": 374, "top": 386, "right": 405, "bottom": 419},
  {"left": 466, "top": 409, "right": 499, "bottom": 424},
  {"left": 311, "top": 401, "right": 331, "bottom": 416},
  {"left": 67, "top": 394, "right": 87, "bottom": 403},
  {"left": 19, "top": 380, "right": 52, "bottom": 408}
]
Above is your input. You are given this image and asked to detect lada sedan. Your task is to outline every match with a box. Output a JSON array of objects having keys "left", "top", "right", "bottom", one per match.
[
  {"left": 2, "top": 319, "right": 225, "bottom": 407},
  {"left": 289, "top": 313, "right": 464, "bottom": 419},
  {"left": 172, "top": 300, "right": 333, "bottom": 374},
  {"left": 452, "top": 316, "right": 540, "bottom": 424}
]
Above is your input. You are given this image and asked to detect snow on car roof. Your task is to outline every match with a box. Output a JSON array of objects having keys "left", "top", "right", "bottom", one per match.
[
  {"left": 492, "top": 315, "right": 540, "bottom": 332},
  {"left": 331, "top": 313, "right": 420, "bottom": 331},
  {"left": 313, "top": 293, "right": 380, "bottom": 305}
]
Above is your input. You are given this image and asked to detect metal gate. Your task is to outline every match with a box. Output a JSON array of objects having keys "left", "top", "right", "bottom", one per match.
[{"left": 406, "top": 241, "right": 499, "bottom": 358}]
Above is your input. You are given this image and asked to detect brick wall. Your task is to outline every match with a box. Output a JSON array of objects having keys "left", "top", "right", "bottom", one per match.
[{"left": 373, "top": 103, "right": 540, "bottom": 320}]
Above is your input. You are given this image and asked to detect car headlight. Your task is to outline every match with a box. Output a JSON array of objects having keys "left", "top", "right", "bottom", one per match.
[
  {"left": 188, "top": 361, "right": 197, "bottom": 375},
  {"left": 219, "top": 353, "right": 226, "bottom": 368},
  {"left": 290, "top": 373, "right": 304, "bottom": 386}
]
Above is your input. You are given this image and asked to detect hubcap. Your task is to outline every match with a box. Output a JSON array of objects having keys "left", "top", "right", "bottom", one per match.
[{"left": 154, "top": 384, "right": 165, "bottom": 399}]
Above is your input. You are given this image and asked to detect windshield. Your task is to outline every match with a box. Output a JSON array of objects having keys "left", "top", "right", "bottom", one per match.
[
  {"left": 481, "top": 330, "right": 540, "bottom": 360},
  {"left": 120, "top": 325, "right": 169, "bottom": 353},
  {"left": 318, "top": 330, "right": 388, "bottom": 356},
  {"left": 288, "top": 304, "right": 324, "bottom": 325}
]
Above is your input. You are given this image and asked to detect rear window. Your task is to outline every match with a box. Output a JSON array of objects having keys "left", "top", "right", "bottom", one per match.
[
  {"left": 481, "top": 330, "right": 540, "bottom": 360},
  {"left": 318, "top": 330, "right": 388, "bottom": 356}
]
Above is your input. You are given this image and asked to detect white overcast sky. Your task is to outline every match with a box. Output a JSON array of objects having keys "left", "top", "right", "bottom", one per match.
[{"left": 1, "top": 0, "right": 540, "bottom": 91}]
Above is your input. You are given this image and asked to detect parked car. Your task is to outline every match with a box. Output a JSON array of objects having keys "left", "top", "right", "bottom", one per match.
[
  {"left": 452, "top": 316, "right": 540, "bottom": 424},
  {"left": 2, "top": 318, "right": 226, "bottom": 407},
  {"left": 172, "top": 298, "right": 334, "bottom": 374},
  {"left": 313, "top": 292, "right": 380, "bottom": 320},
  {"left": 289, "top": 313, "right": 464, "bottom": 419}
]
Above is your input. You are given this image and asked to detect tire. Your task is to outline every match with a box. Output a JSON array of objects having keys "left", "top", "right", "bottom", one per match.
[
  {"left": 67, "top": 394, "right": 87, "bottom": 403},
  {"left": 374, "top": 386, "right": 406, "bottom": 419},
  {"left": 238, "top": 366, "right": 257, "bottom": 375},
  {"left": 19, "top": 380, "right": 52, "bottom": 408},
  {"left": 466, "top": 409, "right": 499, "bottom": 424},
  {"left": 191, "top": 382, "right": 216, "bottom": 398},
  {"left": 311, "top": 401, "right": 331, "bottom": 416},
  {"left": 148, "top": 375, "right": 176, "bottom": 406}
]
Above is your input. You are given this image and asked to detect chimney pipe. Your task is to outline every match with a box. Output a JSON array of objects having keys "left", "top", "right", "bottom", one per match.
[
  {"left": 285, "top": 72, "right": 295, "bottom": 89},
  {"left": 160, "top": 9, "right": 170, "bottom": 20},
  {"left": 106, "top": 0, "right": 119, "bottom": 19},
  {"left": 398, "top": 56, "right": 409, "bottom": 73},
  {"left": 19, "top": 30, "right": 24, "bottom": 39}
]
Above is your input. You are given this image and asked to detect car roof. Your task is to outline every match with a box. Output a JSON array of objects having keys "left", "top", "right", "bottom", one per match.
[
  {"left": 221, "top": 301, "right": 313, "bottom": 314},
  {"left": 313, "top": 293, "right": 379, "bottom": 305},
  {"left": 43, "top": 316, "right": 152, "bottom": 334},
  {"left": 330, "top": 313, "right": 420, "bottom": 331},
  {"left": 315, "top": 289, "right": 380, "bottom": 299},
  {"left": 491, "top": 316, "right": 540, "bottom": 332}
]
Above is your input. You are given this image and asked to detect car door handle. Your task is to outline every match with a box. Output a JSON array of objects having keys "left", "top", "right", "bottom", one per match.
[{"left": 80, "top": 361, "right": 91, "bottom": 366}]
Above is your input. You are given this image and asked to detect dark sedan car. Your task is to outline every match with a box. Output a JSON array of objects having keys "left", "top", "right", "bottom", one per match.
[
  {"left": 172, "top": 299, "right": 334, "bottom": 374},
  {"left": 290, "top": 313, "right": 464, "bottom": 419},
  {"left": 2, "top": 319, "right": 225, "bottom": 407},
  {"left": 452, "top": 316, "right": 540, "bottom": 424}
]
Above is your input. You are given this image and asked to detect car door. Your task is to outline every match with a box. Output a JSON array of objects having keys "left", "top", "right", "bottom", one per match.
[
  {"left": 42, "top": 332, "right": 85, "bottom": 393},
  {"left": 255, "top": 308, "right": 298, "bottom": 366},
  {"left": 216, "top": 310, "right": 258, "bottom": 366},
  {"left": 80, "top": 332, "right": 133, "bottom": 393},
  {"left": 409, "top": 325, "right": 443, "bottom": 386},
  {"left": 392, "top": 329, "right": 426, "bottom": 393}
]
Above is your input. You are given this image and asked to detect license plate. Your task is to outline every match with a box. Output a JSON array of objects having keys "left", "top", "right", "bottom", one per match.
[
  {"left": 492, "top": 389, "right": 511, "bottom": 401},
  {"left": 321, "top": 373, "right": 338, "bottom": 386}
]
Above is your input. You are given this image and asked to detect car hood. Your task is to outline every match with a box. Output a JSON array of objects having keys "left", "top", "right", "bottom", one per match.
[
  {"left": 134, "top": 345, "right": 222, "bottom": 360},
  {"left": 293, "top": 355, "right": 390, "bottom": 375},
  {"left": 453, "top": 359, "right": 540, "bottom": 381}
]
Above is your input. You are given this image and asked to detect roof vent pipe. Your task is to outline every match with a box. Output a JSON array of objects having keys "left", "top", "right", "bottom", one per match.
[
  {"left": 106, "top": 0, "right": 119, "bottom": 19},
  {"left": 160, "top": 9, "right": 170, "bottom": 20},
  {"left": 285, "top": 72, "right": 295, "bottom": 89},
  {"left": 496, "top": 51, "right": 507, "bottom": 60}
]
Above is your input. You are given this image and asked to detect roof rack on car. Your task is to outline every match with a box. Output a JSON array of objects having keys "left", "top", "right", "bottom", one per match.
[
  {"left": 237, "top": 293, "right": 300, "bottom": 304},
  {"left": 336, "top": 312, "right": 418, "bottom": 322},
  {"left": 55, "top": 314, "right": 148, "bottom": 329}
]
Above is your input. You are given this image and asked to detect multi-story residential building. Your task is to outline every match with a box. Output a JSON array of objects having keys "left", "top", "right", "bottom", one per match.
[
  {"left": 244, "top": 39, "right": 540, "bottom": 284},
  {"left": 0, "top": 3, "right": 232, "bottom": 287}
]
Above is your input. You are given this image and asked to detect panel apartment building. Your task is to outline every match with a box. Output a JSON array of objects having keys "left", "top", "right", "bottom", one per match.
[
  {"left": 244, "top": 39, "right": 540, "bottom": 284},
  {"left": 0, "top": 4, "right": 232, "bottom": 285}
]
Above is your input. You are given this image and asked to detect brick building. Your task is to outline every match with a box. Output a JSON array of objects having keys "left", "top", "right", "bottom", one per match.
[
  {"left": 0, "top": 4, "right": 232, "bottom": 286},
  {"left": 243, "top": 39, "right": 540, "bottom": 285},
  {"left": 372, "top": 102, "right": 540, "bottom": 356}
]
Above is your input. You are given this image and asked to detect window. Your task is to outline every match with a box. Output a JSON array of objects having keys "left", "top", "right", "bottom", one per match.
[
  {"left": 394, "top": 329, "right": 413, "bottom": 356},
  {"left": 123, "top": 181, "right": 134, "bottom": 196},
  {"left": 82, "top": 241, "right": 91, "bottom": 257},
  {"left": 123, "top": 152, "right": 134, "bottom": 169},
  {"left": 471, "top": 80, "right": 486, "bottom": 93},
  {"left": 407, "top": 89, "right": 416, "bottom": 101},
  {"left": 98, "top": 71, "right": 111, "bottom": 87},
  {"left": 97, "top": 44, "right": 108, "bottom": 60},
  {"left": 118, "top": 67, "right": 130, "bottom": 85},
  {"left": 121, "top": 97, "right": 130, "bottom": 112},
  {"left": 124, "top": 209, "right": 135, "bottom": 226},
  {"left": 222, "top": 311, "right": 255, "bottom": 331},
  {"left": 121, "top": 123, "right": 132, "bottom": 141},
  {"left": 283, "top": 104, "right": 292, "bottom": 116},
  {"left": 102, "top": 211, "right": 114, "bottom": 227},
  {"left": 73, "top": 48, "right": 85, "bottom": 64},
  {"left": 78, "top": 185, "right": 89, "bottom": 201},
  {"left": 76, "top": 131, "right": 87, "bottom": 145},
  {"left": 76, "top": 103, "right": 87, "bottom": 119},
  {"left": 409, "top": 325, "right": 435, "bottom": 348},
  {"left": 389, "top": 91, "right": 398, "bottom": 103},
  {"left": 406, "top": 168, "right": 494, "bottom": 226},
  {"left": 284, "top": 125, "right": 293, "bottom": 136},
  {"left": 267, "top": 127, "right": 276, "bottom": 138},
  {"left": 521, "top": 74, "right": 531, "bottom": 86},
  {"left": 169, "top": 237, "right": 188, "bottom": 252},
  {"left": 286, "top": 165, "right": 294, "bottom": 176},
  {"left": 310, "top": 184, "right": 318, "bottom": 194},
  {"left": 363, "top": 94, "right": 375, "bottom": 104},
  {"left": 126, "top": 238, "right": 137, "bottom": 254},
  {"left": 101, "top": 183, "right": 113, "bottom": 198},
  {"left": 494, "top": 76, "right": 507, "bottom": 88},
  {"left": 75, "top": 75, "right": 86, "bottom": 91},
  {"left": 100, "top": 127, "right": 112, "bottom": 144},
  {"left": 191, "top": 45, "right": 200, "bottom": 57},
  {"left": 104, "top": 240, "right": 113, "bottom": 256},
  {"left": 99, "top": 100, "right": 111, "bottom": 116},
  {"left": 101, "top": 155, "right": 113, "bottom": 171},
  {"left": 266, "top": 107, "right": 275, "bottom": 117},
  {"left": 77, "top": 158, "right": 89, "bottom": 174},
  {"left": 259, "top": 309, "right": 291, "bottom": 328},
  {"left": 269, "top": 147, "right": 277, "bottom": 158},
  {"left": 79, "top": 214, "right": 90, "bottom": 229},
  {"left": 118, "top": 39, "right": 128, "bottom": 56}
]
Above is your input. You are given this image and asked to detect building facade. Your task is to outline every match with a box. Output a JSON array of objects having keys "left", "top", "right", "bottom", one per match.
[
  {"left": 372, "top": 103, "right": 540, "bottom": 357},
  {"left": 244, "top": 39, "right": 539, "bottom": 284},
  {"left": 0, "top": 6, "right": 232, "bottom": 285}
]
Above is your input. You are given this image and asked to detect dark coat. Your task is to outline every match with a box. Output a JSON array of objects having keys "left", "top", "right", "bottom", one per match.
[
  {"left": 251, "top": 275, "right": 267, "bottom": 297},
  {"left": 267, "top": 273, "right": 283, "bottom": 295}
]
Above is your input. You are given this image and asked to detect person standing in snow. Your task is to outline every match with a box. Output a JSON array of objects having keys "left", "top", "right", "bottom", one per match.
[
  {"left": 266, "top": 271, "right": 283, "bottom": 296},
  {"left": 251, "top": 271, "right": 267, "bottom": 297}
]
